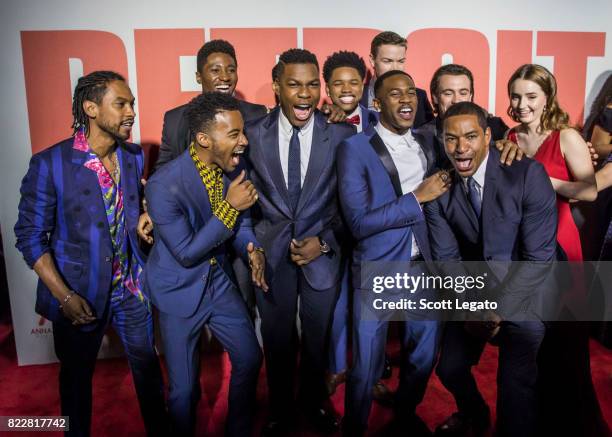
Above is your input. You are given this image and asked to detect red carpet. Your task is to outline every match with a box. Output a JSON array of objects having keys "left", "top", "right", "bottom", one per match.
[{"left": 0, "top": 320, "right": 610, "bottom": 436}]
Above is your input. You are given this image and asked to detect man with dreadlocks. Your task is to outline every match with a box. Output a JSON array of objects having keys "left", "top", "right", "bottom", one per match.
[{"left": 14, "top": 71, "right": 168, "bottom": 436}]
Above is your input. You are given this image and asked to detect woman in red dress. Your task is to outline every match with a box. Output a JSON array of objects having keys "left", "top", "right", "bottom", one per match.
[
  {"left": 506, "top": 64, "right": 608, "bottom": 436},
  {"left": 507, "top": 64, "right": 596, "bottom": 260}
]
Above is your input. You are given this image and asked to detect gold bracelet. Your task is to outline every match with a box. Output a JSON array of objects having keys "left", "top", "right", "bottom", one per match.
[{"left": 58, "top": 291, "right": 75, "bottom": 309}]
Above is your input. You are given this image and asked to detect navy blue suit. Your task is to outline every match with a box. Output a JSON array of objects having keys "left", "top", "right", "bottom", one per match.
[
  {"left": 424, "top": 146, "right": 558, "bottom": 437},
  {"left": 144, "top": 150, "right": 262, "bottom": 436},
  {"left": 337, "top": 125, "right": 441, "bottom": 431},
  {"left": 15, "top": 137, "right": 167, "bottom": 437},
  {"left": 244, "top": 108, "right": 354, "bottom": 418}
]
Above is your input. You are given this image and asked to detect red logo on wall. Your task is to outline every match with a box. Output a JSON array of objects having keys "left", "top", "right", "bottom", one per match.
[{"left": 31, "top": 316, "right": 52, "bottom": 335}]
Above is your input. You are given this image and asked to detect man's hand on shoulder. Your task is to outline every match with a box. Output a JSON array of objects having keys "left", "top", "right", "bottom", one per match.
[
  {"left": 321, "top": 103, "right": 347, "bottom": 123},
  {"left": 495, "top": 139, "right": 524, "bottom": 166}
]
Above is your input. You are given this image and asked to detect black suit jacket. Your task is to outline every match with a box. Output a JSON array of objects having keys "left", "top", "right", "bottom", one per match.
[
  {"left": 155, "top": 99, "right": 267, "bottom": 170},
  {"left": 359, "top": 79, "right": 434, "bottom": 128},
  {"left": 244, "top": 108, "right": 355, "bottom": 290}
]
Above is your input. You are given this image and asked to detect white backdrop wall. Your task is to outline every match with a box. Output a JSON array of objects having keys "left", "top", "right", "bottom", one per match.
[{"left": 1, "top": 0, "right": 610, "bottom": 365}]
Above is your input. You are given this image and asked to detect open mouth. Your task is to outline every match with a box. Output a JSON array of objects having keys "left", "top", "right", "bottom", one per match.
[
  {"left": 231, "top": 147, "right": 245, "bottom": 166},
  {"left": 293, "top": 104, "right": 312, "bottom": 121},
  {"left": 120, "top": 119, "right": 134, "bottom": 129},
  {"left": 339, "top": 96, "right": 356, "bottom": 104},
  {"left": 215, "top": 84, "right": 232, "bottom": 93},
  {"left": 398, "top": 105, "right": 413, "bottom": 120},
  {"left": 454, "top": 157, "right": 473, "bottom": 173}
]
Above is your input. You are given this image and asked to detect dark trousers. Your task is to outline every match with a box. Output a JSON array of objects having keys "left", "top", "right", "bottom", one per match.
[
  {"left": 255, "top": 266, "right": 339, "bottom": 419},
  {"left": 344, "top": 260, "right": 441, "bottom": 432},
  {"left": 53, "top": 292, "right": 167, "bottom": 437},
  {"left": 344, "top": 316, "right": 440, "bottom": 430},
  {"left": 436, "top": 321, "right": 546, "bottom": 437},
  {"left": 158, "top": 265, "right": 262, "bottom": 437}
]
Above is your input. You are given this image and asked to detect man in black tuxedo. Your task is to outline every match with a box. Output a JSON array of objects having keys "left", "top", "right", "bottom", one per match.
[
  {"left": 155, "top": 39, "right": 268, "bottom": 169},
  {"left": 360, "top": 31, "right": 434, "bottom": 128},
  {"left": 245, "top": 48, "right": 355, "bottom": 436}
]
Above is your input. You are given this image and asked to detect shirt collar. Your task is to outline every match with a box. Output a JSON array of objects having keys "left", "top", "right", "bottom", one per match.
[
  {"left": 463, "top": 149, "right": 489, "bottom": 189},
  {"left": 279, "top": 107, "right": 315, "bottom": 137},
  {"left": 347, "top": 106, "right": 361, "bottom": 119},
  {"left": 375, "top": 122, "right": 415, "bottom": 152}
]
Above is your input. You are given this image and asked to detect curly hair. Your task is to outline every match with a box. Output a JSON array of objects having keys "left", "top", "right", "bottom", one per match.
[
  {"left": 507, "top": 64, "right": 570, "bottom": 132},
  {"left": 583, "top": 73, "right": 612, "bottom": 140},
  {"left": 196, "top": 40, "right": 237, "bottom": 73},
  {"left": 275, "top": 48, "right": 319, "bottom": 81},
  {"left": 322, "top": 51, "right": 367, "bottom": 83},
  {"left": 186, "top": 91, "right": 240, "bottom": 138}
]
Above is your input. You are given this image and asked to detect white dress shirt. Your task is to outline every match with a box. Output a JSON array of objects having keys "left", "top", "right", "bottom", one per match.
[
  {"left": 462, "top": 150, "right": 489, "bottom": 201},
  {"left": 278, "top": 109, "right": 314, "bottom": 188},
  {"left": 374, "top": 122, "right": 428, "bottom": 257}
]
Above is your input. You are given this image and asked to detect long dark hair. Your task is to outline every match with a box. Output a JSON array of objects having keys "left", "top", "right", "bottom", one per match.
[{"left": 583, "top": 73, "right": 612, "bottom": 141}]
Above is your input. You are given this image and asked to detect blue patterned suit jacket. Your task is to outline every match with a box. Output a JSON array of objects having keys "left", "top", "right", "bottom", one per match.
[{"left": 15, "top": 137, "right": 146, "bottom": 329}]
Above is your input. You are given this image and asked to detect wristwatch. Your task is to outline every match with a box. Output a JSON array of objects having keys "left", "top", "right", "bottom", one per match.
[{"left": 319, "top": 238, "right": 331, "bottom": 254}]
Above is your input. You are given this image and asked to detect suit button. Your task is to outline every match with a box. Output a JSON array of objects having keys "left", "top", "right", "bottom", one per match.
[
  {"left": 129, "top": 194, "right": 136, "bottom": 201},
  {"left": 105, "top": 256, "right": 111, "bottom": 262},
  {"left": 96, "top": 222, "right": 104, "bottom": 229},
  {"left": 127, "top": 163, "right": 133, "bottom": 169},
  {"left": 83, "top": 189, "right": 91, "bottom": 195},
  {"left": 202, "top": 275, "right": 207, "bottom": 281},
  {"left": 74, "top": 206, "right": 82, "bottom": 212}
]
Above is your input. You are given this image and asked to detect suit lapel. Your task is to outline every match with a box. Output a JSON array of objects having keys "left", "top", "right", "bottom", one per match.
[
  {"left": 369, "top": 133, "right": 403, "bottom": 197},
  {"left": 296, "top": 113, "right": 331, "bottom": 215},
  {"left": 260, "top": 109, "right": 292, "bottom": 213},
  {"left": 70, "top": 145, "right": 112, "bottom": 248},
  {"left": 181, "top": 152, "right": 212, "bottom": 222},
  {"left": 481, "top": 147, "right": 499, "bottom": 250},
  {"left": 412, "top": 129, "right": 435, "bottom": 172}
]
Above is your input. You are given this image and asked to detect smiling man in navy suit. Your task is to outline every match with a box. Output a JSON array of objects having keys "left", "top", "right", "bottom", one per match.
[
  {"left": 145, "top": 92, "right": 266, "bottom": 436},
  {"left": 338, "top": 70, "right": 451, "bottom": 436},
  {"left": 424, "top": 102, "right": 557, "bottom": 437},
  {"left": 244, "top": 48, "right": 355, "bottom": 435}
]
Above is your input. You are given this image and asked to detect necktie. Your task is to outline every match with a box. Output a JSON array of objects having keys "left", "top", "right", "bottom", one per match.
[
  {"left": 345, "top": 114, "right": 361, "bottom": 126},
  {"left": 288, "top": 127, "right": 301, "bottom": 211},
  {"left": 466, "top": 177, "right": 481, "bottom": 218}
]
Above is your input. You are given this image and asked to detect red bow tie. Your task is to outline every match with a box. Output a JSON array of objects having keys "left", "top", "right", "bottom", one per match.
[{"left": 345, "top": 114, "right": 361, "bottom": 125}]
